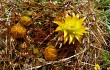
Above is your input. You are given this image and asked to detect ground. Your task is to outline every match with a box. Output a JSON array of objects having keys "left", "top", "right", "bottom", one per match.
[{"left": 0, "top": 0, "right": 110, "bottom": 70}]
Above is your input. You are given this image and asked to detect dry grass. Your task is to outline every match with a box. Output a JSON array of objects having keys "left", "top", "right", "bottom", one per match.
[{"left": 0, "top": 0, "right": 110, "bottom": 70}]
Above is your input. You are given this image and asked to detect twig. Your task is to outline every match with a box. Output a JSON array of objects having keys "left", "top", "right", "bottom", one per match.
[
  {"left": 38, "top": 31, "right": 55, "bottom": 47},
  {"left": 96, "top": 21, "right": 107, "bottom": 46},
  {"left": 93, "top": 45, "right": 110, "bottom": 53},
  {"left": 81, "top": 62, "right": 95, "bottom": 67}
]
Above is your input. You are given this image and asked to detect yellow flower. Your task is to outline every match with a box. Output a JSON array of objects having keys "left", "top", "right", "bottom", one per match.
[
  {"left": 54, "top": 13, "right": 87, "bottom": 44},
  {"left": 44, "top": 46, "right": 57, "bottom": 61},
  {"left": 11, "top": 23, "right": 26, "bottom": 38},
  {"left": 20, "top": 16, "right": 31, "bottom": 26},
  {"left": 94, "top": 64, "right": 100, "bottom": 70}
]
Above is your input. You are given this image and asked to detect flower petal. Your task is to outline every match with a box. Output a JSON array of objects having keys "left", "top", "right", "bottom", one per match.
[
  {"left": 65, "top": 14, "right": 72, "bottom": 22},
  {"left": 55, "top": 26, "right": 61, "bottom": 31},
  {"left": 75, "top": 34, "right": 82, "bottom": 43},
  {"left": 64, "top": 35, "right": 68, "bottom": 44},
  {"left": 69, "top": 34, "right": 74, "bottom": 44},
  {"left": 72, "top": 13, "right": 75, "bottom": 17},
  {"left": 76, "top": 14, "right": 79, "bottom": 19},
  {"left": 76, "top": 17, "right": 86, "bottom": 25},
  {"left": 64, "top": 30, "right": 68, "bottom": 37}
]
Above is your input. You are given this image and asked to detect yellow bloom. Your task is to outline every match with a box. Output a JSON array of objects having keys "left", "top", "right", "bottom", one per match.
[
  {"left": 54, "top": 13, "right": 87, "bottom": 44},
  {"left": 94, "top": 64, "right": 100, "bottom": 70},
  {"left": 20, "top": 16, "right": 31, "bottom": 26},
  {"left": 44, "top": 46, "right": 57, "bottom": 61},
  {"left": 11, "top": 23, "right": 26, "bottom": 38}
]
